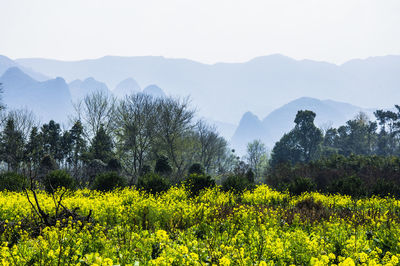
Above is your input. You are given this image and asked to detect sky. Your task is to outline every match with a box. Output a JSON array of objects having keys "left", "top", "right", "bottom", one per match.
[{"left": 0, "top": 0, "right": 399, "bottom": 64}]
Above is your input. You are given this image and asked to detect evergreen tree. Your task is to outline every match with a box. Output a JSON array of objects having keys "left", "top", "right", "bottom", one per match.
[
  {"left": 25, "top": 126, "right": 44, "bottom": 176},
  {"left": 41, "top": 120, "right": 63, "bottom": 162},
  {"left": 69, "top": 120, "right": 87, "bottom": 170},
  {"left": 89, "top": 124, "right": 113, "bottom": 163},
  {"left": 1, "top": 118, "right": 24, "bottom": 171}
]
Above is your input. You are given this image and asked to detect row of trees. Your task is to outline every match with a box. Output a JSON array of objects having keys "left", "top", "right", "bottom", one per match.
[
  {"left": 269, "top": 107, "right": 400, "bottom": 168},
  {"left": 265, "top": 107, "right": 400, "bottom": 197},
  {"left": 0, "top": 90, "right": 237, "bottom": 187}
]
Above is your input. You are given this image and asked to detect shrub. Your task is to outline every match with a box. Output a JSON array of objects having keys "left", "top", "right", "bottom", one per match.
[
  {"left": 328, "top": 175, "right": 363, "bottom": 197},
  {"left": 92, "top": 172, "right": 126, "bottom": 192},
  {"left": 287, "top": 177, "right": 316, "bottom": 195},
  {"left": 107, "top": 158, "right": 121, "bottom": 172},
  {"left": 222, "top": 175, "right": 255, "bottom": 194},
  {"left": 0, "top": 172, "right": 28, "bottom": 191},
  {"left": 188, "top": 163, "right": 204, "bottom": 175},
  {"left": 137, "top": 173, "right": 170, "bottom": 194},
  {"left": 44, "top": 170, "right": 75, "bottom": 193},
  {"left": 184, "top": 173, "right": 215, "bottom": 196},
  {"left": 154, "top": 156, "right": 172, "bottom": 176},
  {"left": 371, "top": 179, "right": 400, "bottom": 197}
]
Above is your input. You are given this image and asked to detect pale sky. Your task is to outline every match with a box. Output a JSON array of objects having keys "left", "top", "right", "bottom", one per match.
[{"left": 1, "top": 0, "right": 399, "bottom": 64}]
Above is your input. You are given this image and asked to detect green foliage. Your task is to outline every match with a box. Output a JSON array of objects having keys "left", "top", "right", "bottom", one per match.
[
  {"left": 287, "top": 177, "right": 316, "bottom": 195},
  {"left": 188, "top": 163, "right": 204, "bottom": 175},
  {"left": 154, "top": 156, "right": 172, "bottom": 176},
  {"left": 89, "top": 124, "right": 113, "bottom": 162},
  {"left": 0, "top": 118, "right": 24, "bottom": 171},
  {"left": 0, "top": 172, "right": 28, "bottom": 191},
  {"left": 41, "top": 120, "right": 63, "bottom": 161},
  {"left": 137, "top": 173, "right": 170, "bottom": 194},
  {"left": 267, "top": 154, "right": 400, "bottom": 198},
  {"left": 184, "top": 173, "right": 215, "bottom": 196},
  {"left": 92, "top": 171, "right": 126, "bottom": 192},
  {"left": 328, "top": 175, "right": 363, "bottom": 197},
  {"left": 107, "top": 158, "right": 121, "bottom": 172},
  {"left": 270, "top": 110, "right": 323, "bottom": 167},
  {"left": 222, "top": 174, "right": 255, "bottom": 194},
  {"left": 44, "top": 170, "right": 75, "bottom": 193}
]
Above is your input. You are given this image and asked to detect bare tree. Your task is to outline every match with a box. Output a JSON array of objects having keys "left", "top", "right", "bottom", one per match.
[
  {"left": 156, "top": 97, "right": 195, "bottom": 178},
  {"left": 72, "top": 91, "right": 116, "bottom": 142},
  {"left": 115, "top": 93, "right": 158, "bottom": 183},
  {"left": 5, "top": 108, "right": 40, "bottom": 140},
  {"left": 245, "top": 139, "right": 268, "bottom": 181},
  {"left": 195, "top": 120, "right": 228, "bottom": 174}
]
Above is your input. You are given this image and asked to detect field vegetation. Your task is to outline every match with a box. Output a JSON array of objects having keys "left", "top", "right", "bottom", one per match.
[{"left": 1, "top": 185, "right": 400, "bottom": 265}]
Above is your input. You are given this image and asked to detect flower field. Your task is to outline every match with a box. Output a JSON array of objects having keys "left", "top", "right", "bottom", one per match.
[{"left": 0, "top": 185, "right": 400, "bottom": 265}]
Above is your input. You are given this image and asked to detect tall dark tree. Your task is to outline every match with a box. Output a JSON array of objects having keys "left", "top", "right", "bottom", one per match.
[
  {"left": 1, "top": 118, "right": 24, "bottom": 171},
  {"left": 270, "top": 110, "right": 323, "bottom": 167},
  {"left": 374, "top": 109, "right": 398, "bottom": 156},
  {"left": 41, "top": 120, "right": 63, "bottom": 162},
  {"left": 69, "top": 120, "right": 87, "bottom": 170},
  {"left": 89, "top": 124, "right": 113, "bottom": 163},
  {"left": 25, "top": 126, "right": 44, "bottom": 177}
]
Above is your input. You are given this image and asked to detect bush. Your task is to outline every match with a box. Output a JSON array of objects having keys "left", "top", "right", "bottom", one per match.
[
  {"left": 267, "top": 155, "right": 400, "bottom": 198},
  {"left": 92, "top": 172, "right": 126, "bottom": 192},
  {"left": 328, "top": 175, "right": 363, "bottom": 197},
  {"left": 154, "top": 156, "right": 172, "bottom": 176},
  {"left": 44, "top": 170, "right": 75, "bottom": 193},
  {"left": 0, "top": 172, "right": 28, "bottom": 191},
  {"left": 371, "top": 179, "right": 400, "bottom": 197},
  {"left": 137, "top": 173, "right": 170, "bottom": 194},
  {"left": 184, "top": 173, "right": 215, "bottom": 196},
  {"left": 107, "top": 158, "right": 122, "bottom": 172},
  {"left": 188, "top": 163, "right": 204, "bottom": 175},
  {"left": 222, "top": 175, "right": 255, "bottom": 194},
  {"left": 287, "top": 177, "right": 316, "bottom": 195}
]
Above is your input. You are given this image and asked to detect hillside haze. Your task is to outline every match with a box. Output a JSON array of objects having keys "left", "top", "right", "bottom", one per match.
[
  {"left": 15, "top": 54, "right": 400, "bottom": 124},
  {"left": 0, "top": 67, "right": 73, "bottom": 123}
]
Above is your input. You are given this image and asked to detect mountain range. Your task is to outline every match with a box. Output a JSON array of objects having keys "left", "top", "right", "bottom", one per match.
[
  {"left": 0, "top": 53, "right": 398, "bottom": 154},
  {"left": 14, "top": 54, "right": 400, "bottom": 125}
]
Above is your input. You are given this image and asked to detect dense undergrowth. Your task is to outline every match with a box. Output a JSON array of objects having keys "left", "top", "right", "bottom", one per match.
[{"left": 0, "top": 185, "right": 400, "bottom": 265}]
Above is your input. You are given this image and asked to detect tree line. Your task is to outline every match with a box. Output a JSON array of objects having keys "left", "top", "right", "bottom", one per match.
[
  {"left": 0, "top": 88, "right": 242, "bottom": 192},
  {"left": 2, "top": 79, "right": 400, "bottom": 197},
  {"left": 266, "top": 107, "right": 400, "bottom": 197}
]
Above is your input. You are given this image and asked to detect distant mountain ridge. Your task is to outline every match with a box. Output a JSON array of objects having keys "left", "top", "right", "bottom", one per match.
[
  {"left": 0, "top": 55, "right": 49, "bottom": 81},
  {"left": 69, "top": 77, "right": 111, "bottom": 100},
  {"left": 0, "top": 67, "right": 72, "bottom": 123},
  {"left": 113, "top": 78, "right": 141, "bottom": 98},
  {"left": 14, "top": 54, "right": 400, "bottom": 124}
]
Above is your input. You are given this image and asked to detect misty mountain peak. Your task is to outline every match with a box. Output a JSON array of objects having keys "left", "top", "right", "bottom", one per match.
[
  {"left": 114, "top": 78, "right": 141, "bottom": 98},
  {"left": 68, "top": 77, "right": 110, "bottom": 100},
  {"left": 143, "top": 84, "right": 166, "bottom": 98},
  {"left": 240, "top": 111, "right": 261, "bottom": 125},
  {"left": 0, "top": 67, "right": 36, "bottom": 88}
]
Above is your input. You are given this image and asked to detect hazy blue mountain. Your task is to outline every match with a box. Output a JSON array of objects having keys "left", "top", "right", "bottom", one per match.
[
  {"left": 113, "top": 78, "right": 141, "bottom": 98},
  {"left": 231, "top": 112, "right": 267, "bottom": 154},
  {"left": 231, "top": 97, "right": 369, "bottom": 155},
  {"left": 143, "top": 84, "right": 166, "bottom": 98},
  {"left": 204, "top": 118, "right": 237, "bottom": 141},
  {"left": 0, "top": 55, "right": 49, "bottom": 81},
  {"left": 68, "top": 77, "right": 110, "bottom": 101},
  {"left": 0, "top": 67, "right": 73, "bottom": 123},
  {"left": 14, "top": 54, "right": 400, "bottom": 124}
]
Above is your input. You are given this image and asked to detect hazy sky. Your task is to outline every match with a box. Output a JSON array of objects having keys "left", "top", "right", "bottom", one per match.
[{"left": 1, "top": 0, "right": 399, "bottom": 64}]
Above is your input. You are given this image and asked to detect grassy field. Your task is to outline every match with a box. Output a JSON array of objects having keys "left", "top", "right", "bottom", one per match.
[{"left": 0, "top": 185, "right": 399, "bottom": 265}]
